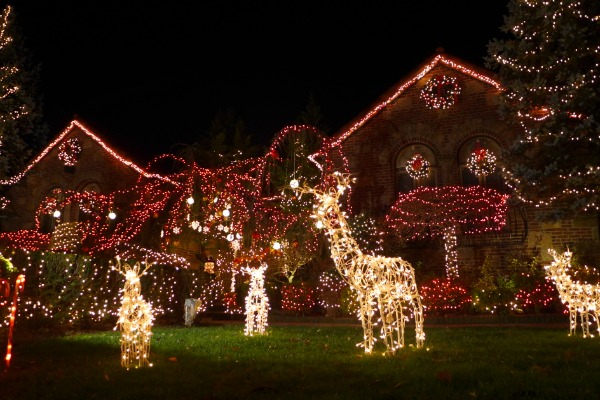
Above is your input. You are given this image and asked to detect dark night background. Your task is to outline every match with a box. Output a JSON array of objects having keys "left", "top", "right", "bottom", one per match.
[{"left": 11, "top": 1, "right": 508, "bottom": 164}]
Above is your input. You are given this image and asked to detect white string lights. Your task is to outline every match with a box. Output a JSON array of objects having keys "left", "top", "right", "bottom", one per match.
[
  {"left": 243, "top": 262, "right": 269, "bottom": 336},
  {"left": 545, "top": 249, "right": 600, "bottom": 338},
  {"left": 298, "top": 172, "right": 425, "bottom": 355},
  {"left": 114, "top": 258, "right": 154, "bottom": 369}
]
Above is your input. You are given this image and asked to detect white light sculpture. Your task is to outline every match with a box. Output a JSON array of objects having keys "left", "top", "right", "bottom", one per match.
[
  {"left": 545, "top": 249, "right": 600, "bottom": 338},
  {"left": 298, "top": 172, "right": 425, "bottom": 355},
  {"left": 114, "top": 258, "right": 154, "bottom": 369},
  {"left": 243, "top": 262, "right": 270, "bottom": 336}
]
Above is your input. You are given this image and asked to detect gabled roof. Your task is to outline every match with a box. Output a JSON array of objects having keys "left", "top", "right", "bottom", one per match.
[
  {"left": 0, "top": 119, "right": 175, "bottom": 186},
  {"left": 330, "top": 52, "right": 502, "bottom": 147}
]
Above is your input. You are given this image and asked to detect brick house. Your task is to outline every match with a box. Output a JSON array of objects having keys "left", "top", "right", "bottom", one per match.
[
  {"left": 329, "top": 51, "right": 600, "bottom": 275},
  {"left": 0, "top": 53, "right": 598, "bottom": 276},
  {"left": 0, "top": 119, "right": 157, "bottom": 235}
]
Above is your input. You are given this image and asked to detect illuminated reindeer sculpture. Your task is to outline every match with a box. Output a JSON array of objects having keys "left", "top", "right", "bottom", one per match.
[
  {"left": 298, "top": 172, "right": 425, "bottom": 354},
  {"left": 545, "top": 249, "right": 600, "bottom": 338}
]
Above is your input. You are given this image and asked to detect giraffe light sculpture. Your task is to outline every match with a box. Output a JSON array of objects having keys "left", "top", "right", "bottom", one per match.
[
  {"left": 298, "top": 172, "right": 425, "bottom": 355},
  {"left": 545, "top": 249, "right": 600, "bottom": 338}
]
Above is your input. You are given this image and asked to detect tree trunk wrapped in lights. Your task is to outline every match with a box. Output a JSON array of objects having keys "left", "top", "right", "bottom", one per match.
[
  {"left": 545, "top": 249, "right": 600, "bottom": 338},
  {"left": 298, "top": 172, "right": 425, "bottom": 355},
  {"left": 114, "top": 258, "right": 154, "bottom": 369}
]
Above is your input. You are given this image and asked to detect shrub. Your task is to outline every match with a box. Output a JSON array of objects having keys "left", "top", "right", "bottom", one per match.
[{"left": 419, "top": 277, "right": 472, "bottom": 316}]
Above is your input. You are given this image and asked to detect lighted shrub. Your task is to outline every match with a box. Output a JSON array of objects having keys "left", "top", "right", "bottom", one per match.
[
  {"left": 316, "top": 269, "right": 347, "bottom": 317},
  {"left": 281, "top": 281, "right": 316, "bottom": 316},
  {"left": 419, "top": 277, "right": 472, "bottom": 316}
]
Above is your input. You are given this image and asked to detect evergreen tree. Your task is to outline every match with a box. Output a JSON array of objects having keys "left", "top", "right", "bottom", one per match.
[
  {"left": 172, "top": 108, "right": 262, "bottom": 168},
  {"left": 296, "top": 92, "right": 330, "bottom": 134},
  {"left": 0, "top": 5, "right": 48, "bottom": 179},
  {"left": 486, "top": 0, "right": 600, "bottom": 219}
]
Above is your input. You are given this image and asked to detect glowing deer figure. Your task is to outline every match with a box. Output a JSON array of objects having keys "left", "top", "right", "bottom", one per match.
[
  {"left": 298, "top": 172, "right": 425, "bottom": 354},
  {"left": 115, "top": 258, "right": 154, "bottom": 368},
  {"left": 243, "top": 262, "right": 270, "bottom": 336},
  {"left": 545, "top": 249, "right": 600, "bottom": 338}
]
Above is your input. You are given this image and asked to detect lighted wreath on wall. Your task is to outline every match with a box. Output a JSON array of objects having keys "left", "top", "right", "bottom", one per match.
[
  {"left": 405, "top": 153, "right": 430, "bottom": 180},
  {"left": 58, "top": 138, "right": 82, "bottom": 166},
  {"left": 467, "top": 148, "right": 497, "bottom": 176},
  {"left": 420, "top": 75, "right": 461, "bottom": 110}
]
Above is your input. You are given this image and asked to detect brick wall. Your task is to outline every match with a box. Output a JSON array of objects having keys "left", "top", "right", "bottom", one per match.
[
  {"left": 2, "top": 125, "right": 143, "bottom": 232},
  {"left": 332, "top": 54, "right": 600, "bottom": 274}
]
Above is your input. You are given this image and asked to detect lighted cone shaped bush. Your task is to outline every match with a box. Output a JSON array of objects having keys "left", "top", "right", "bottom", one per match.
[
  {"left": 115, "top": 258, "right": 154, "bottom": 369},
  {"left": 297, "top": 172, "right": 425, "bottom": 355},
  {"left": 545, "top": 249, "right": 600, "bottom": 338}
]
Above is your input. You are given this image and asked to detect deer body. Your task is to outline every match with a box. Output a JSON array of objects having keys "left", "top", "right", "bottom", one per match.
[
  {"left": 303, "top": 173, "right": 425, "bottom": 354},
  {"left": 546, "top": 249, "right": 600, "bottom": 337}
]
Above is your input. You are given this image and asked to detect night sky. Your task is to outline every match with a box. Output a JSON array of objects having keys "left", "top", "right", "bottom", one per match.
[{"left": 14, "top": 1, "right": 509, "bottom": 164}]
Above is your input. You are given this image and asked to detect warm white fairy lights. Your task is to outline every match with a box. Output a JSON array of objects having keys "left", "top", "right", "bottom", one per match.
[
  {"left": 243, "top": 262, "right": 269, "bottom": 336},
  {"left": 57, "top": 138, "right": 81, "bottom": 166},
  {"left": 545, "top": 249, "right": 600, "bottom": 338},
  {"left": 49, "top": 222, "right": 80, "bottom": 252},
  {"left": 298, "top": 173, "right": 425, "bottom": 355},
  {"left": 405, "top": 153, "right": 430, "bottom": 180},
  {"left": 420, "top": 75, "right": 461, "bottom": 109},
  {"left": 466, "top": 148, "right": 497, "bottom": 176},
  {"left": 114, "top": 258, "right": 154, "bottom": 369}
]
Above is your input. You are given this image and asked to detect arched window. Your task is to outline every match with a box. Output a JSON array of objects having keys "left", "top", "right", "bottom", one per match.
[
  {"left": 39, "top": 187, "right": 64, "bottom": 233},
  {"left": 75, "top": 182, "right": 102, "bottom": 226},
  {"left": 395, "top": 145, "right": 437, "bottom": 193},
  {"left": 459, "top": 138, "right": 506, "bottom": 191}
]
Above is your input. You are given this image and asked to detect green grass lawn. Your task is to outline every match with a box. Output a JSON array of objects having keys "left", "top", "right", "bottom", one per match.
[{"left": 1, "top": 323, "right": 600, "bottom": 400}]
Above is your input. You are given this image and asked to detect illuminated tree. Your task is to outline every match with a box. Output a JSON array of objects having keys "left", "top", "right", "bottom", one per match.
[
  {"left": 0, "top": 5, "right": 47, "bottom": 179},
  {"left": 486, "top": 0, "right": 600, "bottom": 218},
  {"left": 385, "top": 186, "right": 509, "bottom": 278}
]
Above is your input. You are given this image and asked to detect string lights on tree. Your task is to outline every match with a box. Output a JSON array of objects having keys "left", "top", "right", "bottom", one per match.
[{"left": 487, "top": 0, "right": 600, "bottom": 215}]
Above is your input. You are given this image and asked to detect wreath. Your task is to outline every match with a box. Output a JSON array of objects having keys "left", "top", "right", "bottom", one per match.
[
  {"left": 467, "top": 148, "right": 497, "bottom": 176},
  {"left": 405, "top": 154, "right": 430, "bottom": 180},
  {"left": 58, "top": 138, "right": 82, "bottom": 166},
  {"left": 420, "top": 75, "right": 461, "bottom": 110}
]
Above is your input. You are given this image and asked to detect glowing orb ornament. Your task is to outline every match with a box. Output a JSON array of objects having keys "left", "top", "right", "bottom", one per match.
[{"left": 290, "top": 179, "right": 299, "bottom": 189}]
